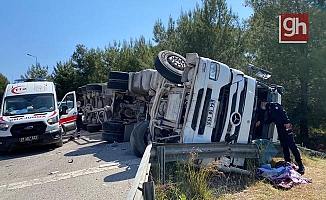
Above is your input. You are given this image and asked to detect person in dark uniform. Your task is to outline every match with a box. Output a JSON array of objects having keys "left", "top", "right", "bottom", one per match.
[
  {"left": 254, "top": 100, "right": 265, "bottom": 139},
  {"left": 76, "top": 101, "right": 83, "bottom": 138},
  {"left": 69, "top": 101, "right": 83, "bottom": 140},
  {"left": 256, "top": 100, "right": 305, "bottom": 175}
]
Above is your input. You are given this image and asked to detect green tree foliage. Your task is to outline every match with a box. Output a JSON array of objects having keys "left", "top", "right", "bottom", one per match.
[
  {"left": 245, "top": 0, "right": 326, "bottom": 144},
  {"left": 0, "top": 73, "right": 9, "bottom": 102},
  {"left": 104, "top": 36, "right": 156, "bottom": 72},
  {"left": 51, "top": 60, "right": 79, "bottom": 100},
  {"left": 153, "top": 0, "right": 248, "bottom": 69},
  {"left": 18, "top": 0, "right": 326, "bottom": 145},
  {"left": 21, "top": 63, "right": 52, "bottom": 81},
  {"left": 71, "top": 44, "right": 104, "bottom": 86}
]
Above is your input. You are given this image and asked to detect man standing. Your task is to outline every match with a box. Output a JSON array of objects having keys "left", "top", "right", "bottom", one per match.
[
  {"left": 76, "top": 101, "right": 83, "bottom": 138},
  {"left": 256, "top": 100, "right": 305, "bottom": 175},
  {"left": 69, "top": 101, "right": 83, "bottom": 140}
]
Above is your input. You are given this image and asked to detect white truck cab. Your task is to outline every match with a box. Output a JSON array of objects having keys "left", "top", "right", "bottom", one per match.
[
  {"left": 129, "top": 51, "right": 284, "bottom": 166},
  {"left": 0, "top": 78, "right": 77, "bottom": 152}
]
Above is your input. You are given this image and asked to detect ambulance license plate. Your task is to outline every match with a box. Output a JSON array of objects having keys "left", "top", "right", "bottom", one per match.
[{"left": 19, "top": 135, "right": 39, "bottom": 142}]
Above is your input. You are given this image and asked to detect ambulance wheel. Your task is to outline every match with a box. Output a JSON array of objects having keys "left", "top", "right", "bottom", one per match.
[
  {"left": 154, "top": 50, "right": 186, "bottom": 84},
  {"left": 130, "top": 120, "right": 150, "bottom": 157},
  {"left": 87, "top": 124, "right": 101, "bottom": 132}
]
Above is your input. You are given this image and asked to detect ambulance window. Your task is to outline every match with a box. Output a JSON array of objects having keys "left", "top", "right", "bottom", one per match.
[{"left": 60, "top": 94, "right": 74, "bottom": 110}]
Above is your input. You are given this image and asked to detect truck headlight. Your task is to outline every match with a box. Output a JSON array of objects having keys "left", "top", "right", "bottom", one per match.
[
  {"left": 209, "top": 62, "right": 220, "bottom": 80},
  {"left": 0, "top": 123, "right": 10, "bottom": 131},
  {"left": 47, "top": 116, "right": 59, "bottom": 125}
]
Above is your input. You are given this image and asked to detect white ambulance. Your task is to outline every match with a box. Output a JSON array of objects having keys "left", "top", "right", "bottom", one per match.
[{"left": 0, "top": 78, "right": 77, "bottom": 153}]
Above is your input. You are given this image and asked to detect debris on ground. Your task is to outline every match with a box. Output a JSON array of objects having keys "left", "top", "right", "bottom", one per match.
[
  {"left": 255, "top": 161, "right": 312, "bottom": 189},
  {"left": 48, "top": 171, "right": 59, "bottom": 175},
  {"left": 111, "top": 141, "right": 119, "bottom": 147}
]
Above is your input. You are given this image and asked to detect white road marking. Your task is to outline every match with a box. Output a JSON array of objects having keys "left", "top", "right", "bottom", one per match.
[{"left": 0, "top": 162, "right": 120, "bottom": 191}]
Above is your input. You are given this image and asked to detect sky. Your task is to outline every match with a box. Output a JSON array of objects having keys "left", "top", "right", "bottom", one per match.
[{"left": 0, "top": 0, "right": 253, "bottom": 83}]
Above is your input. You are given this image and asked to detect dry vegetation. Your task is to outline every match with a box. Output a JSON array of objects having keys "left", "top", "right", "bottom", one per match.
[
  {"left": 154, "top": 150, "right": 326, "bottom": 200},
  {"left": 220, "top": 153, "right": 326, "bottom": 200}
]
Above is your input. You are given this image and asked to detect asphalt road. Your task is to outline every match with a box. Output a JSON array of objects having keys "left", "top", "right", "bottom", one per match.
[{"left": 0, "top": 131, "right": 141, "bottom": 200}]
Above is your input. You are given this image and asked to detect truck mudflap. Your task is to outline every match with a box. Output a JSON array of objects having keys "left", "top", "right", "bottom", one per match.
[{"left": 0, "top": 129, "right": 62, "bottom": 151}]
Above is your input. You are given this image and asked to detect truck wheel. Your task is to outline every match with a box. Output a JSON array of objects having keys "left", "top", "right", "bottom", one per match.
[
  {"left": 102, "top": 132, "right": 124, "bottom": 143},
  {"left": 107, "top": 81, "right": 128, "bottom": 91},
  {"left": 86, "top": 84, "right": 102, "bottom": 91},
  {"left": 87, "top": 124, "right": 101, "bottom": 132},
  {"left": 102, "top": 121, "right": 125, "bottom": 133},
  {"left": 130, "top": 134, "right": 142, "bottom": 157},
  {"left": 130, "top": 120, "right": 150, "bottom": 157},
  {"left": 154, "top": 50, "right": 186, "bottom": 84},
  {"left": 82, "top": 122, "right": 88, "bottom": 130},
  {"left": 77, "top": 87, "right": 82, "bottom": 94},
  {"left": 108, "top": 71, "right": 129, "bottom": 81}
]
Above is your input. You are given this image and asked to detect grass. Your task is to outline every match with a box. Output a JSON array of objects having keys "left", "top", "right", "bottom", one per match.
[
  {"left": 153, "top": 150, "right": 326, "bottom": 200},
  {"left": 153, "top": 155, "right": 214, "bottom": 200}
]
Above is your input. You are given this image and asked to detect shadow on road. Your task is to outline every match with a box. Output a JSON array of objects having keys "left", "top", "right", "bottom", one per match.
[
  {"left": 103, "top": 167, "right": 138, "bottom": 182},
  {"left": 0, "top": 132, "right": 98, "bottom": 161},
  {"left": 0, "top": 145, "right": 56, "bottom": 161},
  {"left": 64, "top": 135, "right": 140, "bottom": 183},
  {"left": 0, "top": 131, "right": 141, "bottom": 183}
]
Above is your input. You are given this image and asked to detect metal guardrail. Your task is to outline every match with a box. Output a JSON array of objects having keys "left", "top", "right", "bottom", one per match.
[
  {"left": 127, "top": 141, "right": 325, "bottom": 199},
  {"left": 126, "top": 142, "right": 264, "bottom": 200},
  {"left": 126, "top": 143, "right": 153, "bottom": 200},
  {"left": 151, "top": 142, "right": 260, "bottom": 185},
  {"left": 298, "top": 146, "right": 326, "bottom": 158},
  {"left": 150, "top": 142, "right": 260, "bottom": 163}
]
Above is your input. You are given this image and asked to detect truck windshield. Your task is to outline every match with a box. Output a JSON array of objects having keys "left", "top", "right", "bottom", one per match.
[{"left": 3, "top": 93, "right": 55, "bottom": 116}]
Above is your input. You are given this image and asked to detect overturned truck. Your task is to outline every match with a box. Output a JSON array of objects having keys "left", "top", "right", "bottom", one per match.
[{"left": 82, "top": 50, "right": 284, "bottom": 167}]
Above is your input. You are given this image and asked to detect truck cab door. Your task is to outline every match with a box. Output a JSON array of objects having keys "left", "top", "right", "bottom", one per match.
[{"left": 58, "top": 91, "right": 77, "bottom": 135}]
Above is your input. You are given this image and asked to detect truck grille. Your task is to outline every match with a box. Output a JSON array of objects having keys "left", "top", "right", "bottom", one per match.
[
  {"left": 10, "top": 122, "right": 47, "bottom": 137},
  {"left": 211, "top": 78, "right": 248, "bottom": 142},
  {"left": 211, "top": 84, "right": 231, "bottom": 142},
  {"left": 234, "top": 78, "right": 248, "bottom": 140}
]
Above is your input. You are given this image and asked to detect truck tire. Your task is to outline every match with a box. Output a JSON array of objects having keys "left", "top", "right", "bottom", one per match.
[
  {"left": 130, "top": 120, "right": 150, "bottom": 157},
  {"left": 86, "top": 84, "right": 102, "bottom": 91},
  {"left": 102, "top": 121, "right": 124, "bottom": 133},
  {"left": 130, "top": 134, "right": 142, "bottom": 157},
  {"left": 87, "top": 124, "right": 101, "bottom": 132},
  {"left": 108, "top": 71, "right": 129, "bottom": 81},
  {"left": 102, "top": 132, "right": 124, "bottom": 143},
  {"left": 82, "top": 122, "right": 88, "bottom": 130},
  {"left": 107, "top": 81, "right": 128, "bottom": 91},
  {"left": 154, "top": 50, "right": 186, "bottom": 84},
  {"left": 77, "top": 87, "right": 82, "bottom": 94}
]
